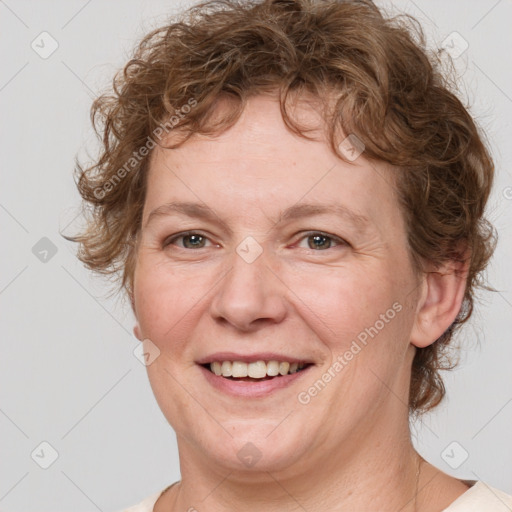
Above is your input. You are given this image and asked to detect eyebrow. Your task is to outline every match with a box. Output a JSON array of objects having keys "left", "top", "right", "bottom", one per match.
[
  {"left": 145, "top": 201, "right": 232, "bottom": 233},
  {"left": 145, "top": 201, "right": 370, "bottom": 233},
  {"left": 278, "top": 203, "right": 370, "bottom": 231}
]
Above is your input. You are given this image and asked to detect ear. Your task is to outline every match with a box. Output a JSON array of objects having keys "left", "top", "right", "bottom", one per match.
[
  {"left": 410, "top": 256, "right": 469, "bottom": 348},
  {"left": 133, "top": 324, "right": 143, "bottom": 341},
  {"left": 129, "top": 289, "right": 143, "bottom": 341}
]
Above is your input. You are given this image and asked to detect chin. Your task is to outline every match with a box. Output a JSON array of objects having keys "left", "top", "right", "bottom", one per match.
[{"left": 191, "top": 420, "right": 314, "bottom": 474}]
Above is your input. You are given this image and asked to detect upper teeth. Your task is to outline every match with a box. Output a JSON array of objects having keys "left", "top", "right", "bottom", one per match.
[{"left": 209, "top": 360, "right": 305, "bottom": 378}]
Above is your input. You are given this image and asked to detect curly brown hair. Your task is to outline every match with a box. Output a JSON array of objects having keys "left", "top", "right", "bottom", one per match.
[{"left": 68, "top": 0, "right": 497, "bottom": 414}]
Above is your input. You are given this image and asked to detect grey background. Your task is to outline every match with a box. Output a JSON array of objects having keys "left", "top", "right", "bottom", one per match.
[{"left": 1, "top": 0, "right": 511, "bottom": 510}]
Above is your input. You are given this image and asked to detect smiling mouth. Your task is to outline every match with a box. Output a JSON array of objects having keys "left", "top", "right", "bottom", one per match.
[{"left": 202, "top": 360, "right": 311, "bottom": 381}]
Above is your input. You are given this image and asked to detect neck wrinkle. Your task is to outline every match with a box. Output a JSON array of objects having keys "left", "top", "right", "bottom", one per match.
[{"left": 171, "top": 415, "right": 419, "bottom": 511}]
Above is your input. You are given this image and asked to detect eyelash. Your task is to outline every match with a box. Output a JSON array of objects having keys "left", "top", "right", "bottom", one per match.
[
  {"left": 163, "top": 231, "right": 214, "bottom": 249},
  {"left": 163, "top": 231, "right": 349, "bottom": 251},
  {"left": 294, "top": 231, "right": 348, "bottom": 250}
]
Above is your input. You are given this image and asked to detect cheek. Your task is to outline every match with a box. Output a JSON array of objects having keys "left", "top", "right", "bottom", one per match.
[
  {"left": 134, "top": 261, "right": 210, "bottom": 424},
  {"left": 285, "top": 264, "right": 400, "bottom": 347},
  {"left": 133, "top": 258, "right": 214, "bottom": 347}
]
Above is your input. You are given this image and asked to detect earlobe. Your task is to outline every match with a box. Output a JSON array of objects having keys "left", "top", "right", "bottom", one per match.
[
  {"left": 410, "top": 260, "right": 468, "bottom": 349},
  {"left": 129, "top": 290, "right": 143, "bottom": 341},
  {"left": 133, "top": 324, "right": 143, "bottom": 341}
]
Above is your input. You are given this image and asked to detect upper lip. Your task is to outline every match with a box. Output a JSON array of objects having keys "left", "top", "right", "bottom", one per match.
[{"left": 196, "top": 352, "right": 314, "bottom": 365}]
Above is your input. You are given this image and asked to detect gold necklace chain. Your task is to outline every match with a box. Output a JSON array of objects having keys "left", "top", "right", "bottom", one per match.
[{"left": 414, "top": 454, "right": 424, "bottom": 512}]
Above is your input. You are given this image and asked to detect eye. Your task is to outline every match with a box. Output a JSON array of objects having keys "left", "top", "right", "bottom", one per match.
[
  {"left": 295, "top": 231, "right": 347, "bottom": 251},
  {"left": 164, "top": 232, "right": 214, "bottom": 249}
]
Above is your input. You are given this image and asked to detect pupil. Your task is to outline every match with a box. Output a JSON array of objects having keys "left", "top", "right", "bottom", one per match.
[
  {"left": 185, "top": 234, "right": 204, "bottom": 248},
  {"left": 309, "top": 234, "right": 330, "bottom": 250}
]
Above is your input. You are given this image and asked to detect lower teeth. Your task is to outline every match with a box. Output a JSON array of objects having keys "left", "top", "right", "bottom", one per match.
[
  {"left": 205, "top": 364, "right": 308, "bottom": 379},
  {"left": 223, "top": 368, "right": 305, "bottom": 380},
  {"left": 227, "top": 375, "right": 276, "bottom": 381}
]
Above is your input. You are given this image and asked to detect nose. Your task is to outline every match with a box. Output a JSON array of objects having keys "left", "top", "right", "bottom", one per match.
[{"left": 209, "top": 248, "right": 287, "bottom": 332}]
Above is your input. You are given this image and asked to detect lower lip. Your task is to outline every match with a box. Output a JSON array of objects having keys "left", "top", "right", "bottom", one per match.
[{"left": 198, "top": 365, "right": 312, "bottom": 398}]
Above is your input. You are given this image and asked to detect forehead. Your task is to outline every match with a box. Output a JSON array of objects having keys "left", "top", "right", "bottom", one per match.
[{"left": 144, "top": 95, "right": 400, "bottom": 231}]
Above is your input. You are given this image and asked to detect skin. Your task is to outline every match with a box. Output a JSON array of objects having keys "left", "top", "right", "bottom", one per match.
[{"left": 132, "top": 93, "right": 470, "bottom": 511}]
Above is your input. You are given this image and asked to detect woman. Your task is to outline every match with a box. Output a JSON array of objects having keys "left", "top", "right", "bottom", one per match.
[{"left": 70, "top": 0, "right": 512, "bottom": 510}]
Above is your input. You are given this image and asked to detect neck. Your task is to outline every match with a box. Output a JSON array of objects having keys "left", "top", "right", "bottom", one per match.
[{"left": 170, "top": 405, "right": 422, "bottom": 512}]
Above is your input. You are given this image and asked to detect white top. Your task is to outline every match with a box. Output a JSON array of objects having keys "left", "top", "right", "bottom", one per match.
[{"left": 119, "top": 480, "right": 512, "bottom": 511}]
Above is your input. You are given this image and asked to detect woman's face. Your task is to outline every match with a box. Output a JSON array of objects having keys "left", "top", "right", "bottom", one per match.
[{"left": 133, "top": 94, "right": 422, "bottom": 475}]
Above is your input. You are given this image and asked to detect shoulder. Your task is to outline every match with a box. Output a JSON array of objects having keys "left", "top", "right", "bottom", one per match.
[
  {"left": 115, "top": 485, "right": 170, "bottom": 512},
  {"left": 442, "top": 481, "right": 512, "bottom": 511}
]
